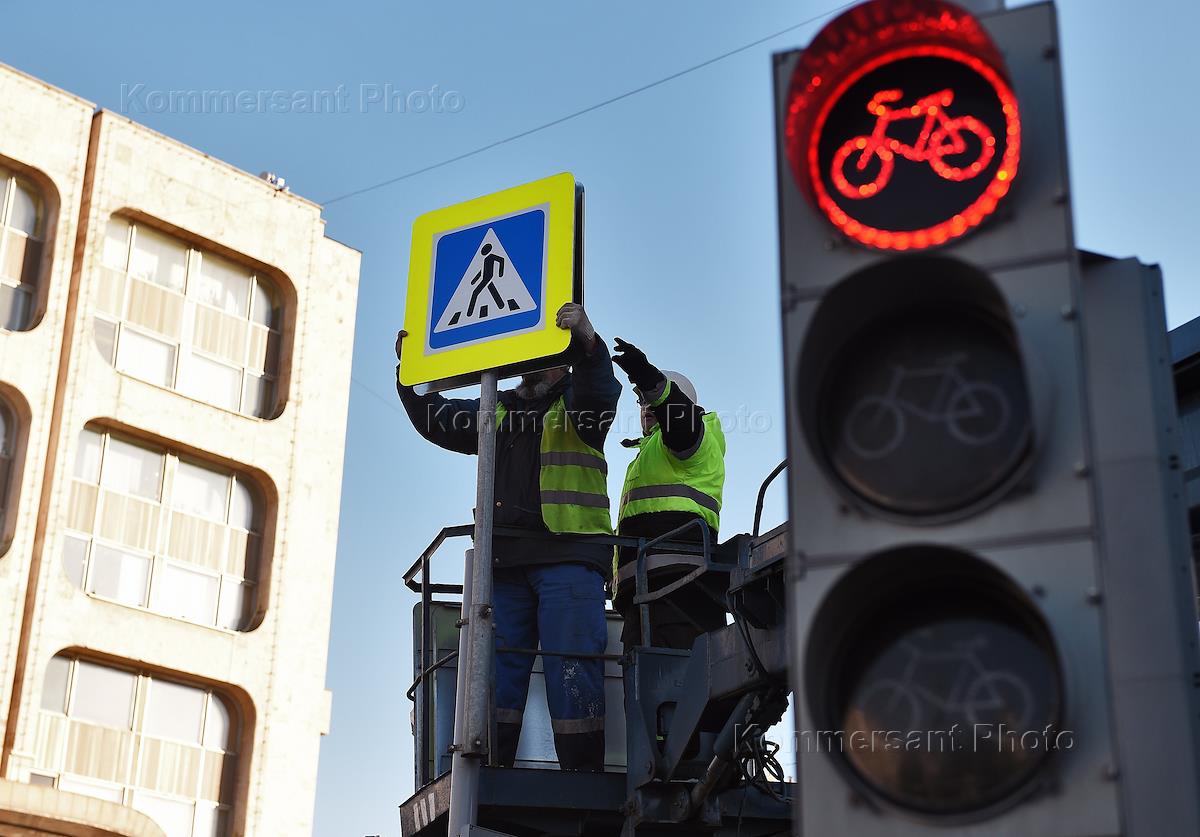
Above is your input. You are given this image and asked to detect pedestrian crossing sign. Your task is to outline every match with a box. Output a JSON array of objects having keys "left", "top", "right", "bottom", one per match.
[{"left": 400, "top": 172, "right": 580, "bottom": 388}]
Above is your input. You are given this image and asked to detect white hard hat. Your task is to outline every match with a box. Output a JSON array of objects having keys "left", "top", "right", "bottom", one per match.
[{"left": 661, "top": 370, "right": 697, "bottom": 404}]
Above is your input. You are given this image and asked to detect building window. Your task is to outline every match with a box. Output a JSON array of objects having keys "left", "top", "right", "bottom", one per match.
[
  {"left": 34, "top": 655, "right": 237, "bottom": 837},
  {"left": 0, "top": 167, "right": 45, "bottom": 332},
  {"left": 0, "top": 397, "right": 14, "bottom": 536},
  {"left": 94, "top": 218, "right": 282, "bottom": 417},
  {"left": 64, "top": 427, "right": 263, "bottom": 631}
]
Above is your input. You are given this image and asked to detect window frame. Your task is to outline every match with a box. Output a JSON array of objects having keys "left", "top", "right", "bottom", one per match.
[
  {"left": 0, "top": 388, "right": 28, "bottom": 556},
  {"left": 64, "top": 426, "right": 265, "bottom": 632},
  {"left": 0, "top": 397, "right": 13, "bottom": 529},
  {"left": 34, "top": 655, "right": 238, "bottom": 837},
  {"left": 95, "top": 218, "right": 284, "bottom": 418},
  {"left": 0, "top": 167, "right": 47, "bottom": 333}
]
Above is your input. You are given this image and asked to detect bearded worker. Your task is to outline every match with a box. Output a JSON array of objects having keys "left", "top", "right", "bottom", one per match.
[{"left": 394, "top": 302, "right": 620, "bottom": 771}]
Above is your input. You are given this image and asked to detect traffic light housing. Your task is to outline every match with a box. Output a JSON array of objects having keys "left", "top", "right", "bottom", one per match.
[{"left": 775, "top": 1, "right": 1200, "bottom": 833}]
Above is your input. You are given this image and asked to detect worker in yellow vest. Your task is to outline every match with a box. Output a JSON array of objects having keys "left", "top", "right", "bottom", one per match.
[
  {"left": 395, "top": 303, "right": 619, "bottom": 771},
  {"left": 610, "top": 337, "right": 727, "bottom": 651}
]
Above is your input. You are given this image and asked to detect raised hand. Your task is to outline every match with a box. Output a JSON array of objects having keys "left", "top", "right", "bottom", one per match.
[
  {"left": 556, "top": 303, "right": 596, "bottom": 345},
  {"left": 612, "top": 337, "right": 661, "bottom": 390}
]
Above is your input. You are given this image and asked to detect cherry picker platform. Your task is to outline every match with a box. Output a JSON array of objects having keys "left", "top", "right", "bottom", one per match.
[{"left": 399, "top": 466, "right": 794, "bottom": 837}]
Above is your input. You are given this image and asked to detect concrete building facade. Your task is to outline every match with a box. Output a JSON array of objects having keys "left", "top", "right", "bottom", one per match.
[{"left": 0, "top": 63, "right": 360, "bottom": 837}]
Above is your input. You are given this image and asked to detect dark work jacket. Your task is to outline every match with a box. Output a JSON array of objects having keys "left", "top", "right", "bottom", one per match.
[{"left": 396, "top": 335, "right": 621, "bottom": 578}]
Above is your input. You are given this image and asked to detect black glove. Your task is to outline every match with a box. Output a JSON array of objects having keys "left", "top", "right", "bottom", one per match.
[{"left": 612, "top": 338, "right": 664, "bottom": 392}]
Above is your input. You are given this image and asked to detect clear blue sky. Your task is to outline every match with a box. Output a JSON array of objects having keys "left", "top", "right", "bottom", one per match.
[{"left": 5, "top": 1, "right": 1198, "bottom": 834}]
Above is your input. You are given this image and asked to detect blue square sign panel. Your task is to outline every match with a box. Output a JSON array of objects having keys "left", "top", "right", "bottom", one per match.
[{"left": 427, "top": 207, "right": 547, "bottom": 351}]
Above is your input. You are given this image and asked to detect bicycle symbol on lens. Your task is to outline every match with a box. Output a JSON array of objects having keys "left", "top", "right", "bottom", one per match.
[
  {"left": 857, "top": 635, "right": 1036, "bottom": 732},
  {"left": 832, "top": 88, "right": 996, "bottom": 200},
  {"left": 844, "top": 354, "right": 1010, "bottom": 460}
]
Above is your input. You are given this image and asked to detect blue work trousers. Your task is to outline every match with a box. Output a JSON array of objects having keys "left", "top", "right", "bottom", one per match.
[{"left": 492, "top": 563, "right": 608, "bottom": 770}]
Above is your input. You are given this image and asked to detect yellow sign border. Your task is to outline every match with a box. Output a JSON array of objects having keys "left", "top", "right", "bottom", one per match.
[{"left": 400, "top": 172, "right": 576, "bottom": 387}]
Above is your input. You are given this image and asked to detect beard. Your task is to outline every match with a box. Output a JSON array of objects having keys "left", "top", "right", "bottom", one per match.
[{"left": 515, "top": 372, "right": 557, "bottom": 401}]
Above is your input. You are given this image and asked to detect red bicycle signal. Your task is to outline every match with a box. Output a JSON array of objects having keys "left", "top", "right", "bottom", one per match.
[
  {"left": 832, "top": 88, "right": 996, "bottom": 201},
  {"left": 784, "top": 1, "right": 1021, "bottom": 251}
]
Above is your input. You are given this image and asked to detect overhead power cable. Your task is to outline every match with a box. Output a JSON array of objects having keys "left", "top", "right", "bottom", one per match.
[{"left": 319, "top": 1, "right": 855, "bottom": 207}]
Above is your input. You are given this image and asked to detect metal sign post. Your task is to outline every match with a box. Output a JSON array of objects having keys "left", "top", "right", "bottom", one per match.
[
  {"left": 446, "top": 369, "right": 498, "bottom": 837},
  {"left": 445, "top": 545, "right": 475, "bottom": 835}
]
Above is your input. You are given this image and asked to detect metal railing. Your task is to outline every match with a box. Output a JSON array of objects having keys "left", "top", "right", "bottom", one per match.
[{"left": 402, "top": 523, "right": 733, "bottom": 787}]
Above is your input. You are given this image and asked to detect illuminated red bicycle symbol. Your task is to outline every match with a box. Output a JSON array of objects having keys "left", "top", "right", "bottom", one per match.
[{"left": 832, "top": 88, "right": 996, "bottom": 200}]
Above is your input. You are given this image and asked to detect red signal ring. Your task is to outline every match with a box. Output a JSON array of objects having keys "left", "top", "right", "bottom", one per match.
[{"left": 785, "top": 1, "right": 1021, "bottom": 251}]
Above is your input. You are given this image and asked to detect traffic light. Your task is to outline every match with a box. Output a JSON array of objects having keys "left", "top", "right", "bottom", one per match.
[{"left": 774, "top": 1, "right": 1200, "bottom": 834}]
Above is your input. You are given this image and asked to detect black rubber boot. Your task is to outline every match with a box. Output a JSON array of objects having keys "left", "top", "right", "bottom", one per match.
[
  {"left": 496, "top": 721, "right": 522, "bottom": 767},
  {"left": 554, "top": 730, "right": 606, "bottom": 772}
]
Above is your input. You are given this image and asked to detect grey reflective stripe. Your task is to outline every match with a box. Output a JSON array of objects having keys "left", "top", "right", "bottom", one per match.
[
  {"left": 616, "top": 553, "right": 706, "bottom": 587},
  {"left": 551, "top": 716, "right": 605, "bottom": 734},
  {"left": 672, "top": 423, "right": 705, "bottom": 461},
  {"left": 495, "top": 707, "right": 524, "bottom": 724},
  {"left": 540, "top": 451, "right": 608, "bottom": 475},
  {"left": 621, "top": 484, "right": 720, "bottom": 514},
  {"left": 541, "top": 490, "right": 610, "bottom": 509}
]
